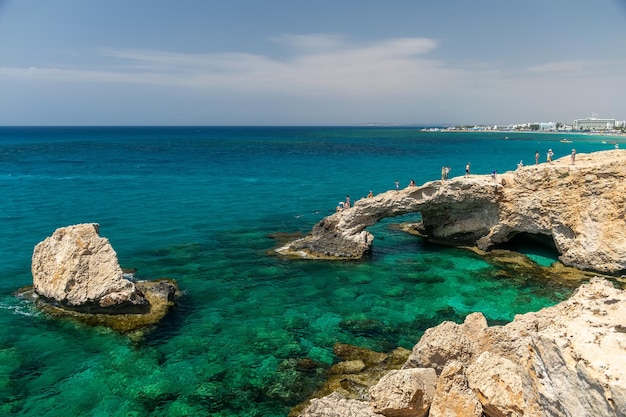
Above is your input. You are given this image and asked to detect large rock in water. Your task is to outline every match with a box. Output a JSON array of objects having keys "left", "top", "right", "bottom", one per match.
[
  {"left": 29, "top": 223, "right": 179, "bottom": 335},
  {"left": 32, "top": 223, "right": 147, "bottom": 313},
  {"left": 277, "top": 149, "right": 626, "bottom": 274},
  {"left": 298, "top": 278, "right": 626, "bottom": 417}
]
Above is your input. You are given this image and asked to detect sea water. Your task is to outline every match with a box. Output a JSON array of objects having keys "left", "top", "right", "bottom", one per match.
[{"left": 0, "top": 127, "right": 618, "bottom": 416}]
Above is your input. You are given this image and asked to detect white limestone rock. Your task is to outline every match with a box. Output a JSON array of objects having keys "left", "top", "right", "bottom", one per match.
[
  {"left": 300, "top": 392, "right": 379, "bottom": 417},
  {"left": 31, "top": 223, "right": 148, "bottom": 313},
  {"left": 403, "top": 277, "right": 626, "bottom": 417},
  {"left": 429, "top": 361, "right": 482, "bottom": 417},
  {"left": 278, "top": 149, "right": 626, "bottom": 274},
  {"left": 369, "top": 368, "right": 437, "bottom": 417}
]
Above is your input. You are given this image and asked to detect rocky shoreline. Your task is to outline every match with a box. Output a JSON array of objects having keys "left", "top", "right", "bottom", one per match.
[
  {"left": 16, "top": 150, "right": 626, "bottom": 415},
  {"left": 297, "top": 277, "right": 626, "bottom": 417},
  {"left": 283, "top": 149, "right": 626, "bottom": 416},
  {"left": 277, "top": 149, "right": 626, "bottom": 275}
]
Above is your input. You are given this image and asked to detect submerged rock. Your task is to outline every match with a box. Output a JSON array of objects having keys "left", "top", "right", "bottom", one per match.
[
  {"left": 26, "top": 223, "right": 179, "bottom": 332},
  {"left": 290, "top": 343, "right": 410, "bottom": 417},
  {"left": 277, "top": 150, "right": 626, "bottom": 275}
]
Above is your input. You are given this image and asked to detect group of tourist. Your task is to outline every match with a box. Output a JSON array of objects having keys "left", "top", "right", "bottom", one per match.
[
  {"left": 440, "top": 166, "right": 451, "bottom": 181},
  {"left": 335, "top": 143, "right": 618, "bottom": 212},
  {"left": 538, "top": 148, "right": 577, "bottom": 166},
  {"left": 336, "top": 195, "right": 351, "bottom": 212}
]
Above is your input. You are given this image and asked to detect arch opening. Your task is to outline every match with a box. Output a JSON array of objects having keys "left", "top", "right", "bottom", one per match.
[{"left": 499, "top": 232, "right": 560, "bottom": 266}]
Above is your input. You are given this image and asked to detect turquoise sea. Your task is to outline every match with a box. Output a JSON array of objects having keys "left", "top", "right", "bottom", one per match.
[{"left": 0, "top": 127, "right": 620, "bottom": 416}]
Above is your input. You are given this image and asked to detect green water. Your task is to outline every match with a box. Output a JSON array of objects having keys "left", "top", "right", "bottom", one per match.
[{"left": 0, "top": 127, "right": 603, "bottom": 416}]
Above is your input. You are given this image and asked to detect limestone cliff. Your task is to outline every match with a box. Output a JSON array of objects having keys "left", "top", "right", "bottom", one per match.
[
  {"left": 277, "top": 150, "right": 626, "bottom": 274},
  {"left": 300, "top": 277, "right": 626, "bottom": 417}
]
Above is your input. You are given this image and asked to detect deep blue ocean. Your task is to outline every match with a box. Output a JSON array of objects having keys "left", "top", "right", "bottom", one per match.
[{"left": 0, "top": 126, "right": 619, "bottom": 416}]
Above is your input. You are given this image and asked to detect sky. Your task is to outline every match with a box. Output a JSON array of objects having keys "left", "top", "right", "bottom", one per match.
[{"left": 1, "top": 0, "right": 626, "bottom": 126}]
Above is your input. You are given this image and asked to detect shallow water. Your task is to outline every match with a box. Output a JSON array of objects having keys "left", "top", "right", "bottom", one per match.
[{"left": 0, "top": 127, "right": 616, "bottom": 416}]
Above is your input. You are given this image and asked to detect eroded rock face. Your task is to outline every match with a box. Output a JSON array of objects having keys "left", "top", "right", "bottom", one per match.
[
  {"left": 403, "top": 312, "right": 488, "bottom": 375},
  {"left": 300, "top": 392, "right": 379, "bottom": 417},
  {"left": 277, "top": 150, "right": 626, "bottom": 274},
  {"left": 408, "top": 277, "right": 626, "bottom": 417},
  {"left": 298, "top": 278, "right": 626, "bottom": 417},
  {"left": 429, "top": 360, "right": 482, "bottom": 417},
  {"left": 32, "top": 223, "right": 148, "bottom": 314},
  {"left": 369, "top": 368, "right": 437, "bottom": 417}
]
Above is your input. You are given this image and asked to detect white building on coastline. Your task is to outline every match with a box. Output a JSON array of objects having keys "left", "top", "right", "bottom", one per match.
[{"left": 573, "top": 117, "right": 616, "bottom": 131}]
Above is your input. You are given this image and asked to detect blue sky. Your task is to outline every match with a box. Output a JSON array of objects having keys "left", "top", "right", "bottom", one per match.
[{"left": 1, "top": 0, "right": 625, "bottom": 126}]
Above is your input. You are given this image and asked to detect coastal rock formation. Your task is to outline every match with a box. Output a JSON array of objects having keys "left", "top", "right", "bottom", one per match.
[
  {"left": 28, "top": 223, "right": 179, "bottom": 331},
  {"left": 291, "top": 344, "right": 411, "bottom": 417},
  {"left": 301, "top": 392, "right": 379, "bottom": 417},
  {"left": 277, "top": 150, "right": 626, "bottom": 274},
  {"left": 298, "top": 277, "right": 626, "bottom": 416},
  {"left": 369, "top": 368, "right": 437, "bottom": 417},
  {"left": 32, "top": 223, "right": 146, "bottom": 313}
]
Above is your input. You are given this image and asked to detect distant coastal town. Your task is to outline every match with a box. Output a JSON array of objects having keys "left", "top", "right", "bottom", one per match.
[{"left": 423, "top": 114, "right": 626, "bottom": 135}]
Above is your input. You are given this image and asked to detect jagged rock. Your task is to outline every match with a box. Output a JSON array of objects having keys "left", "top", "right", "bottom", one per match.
[
  {"left": 466, "top": 351, "right": 533, "bottom": 416},
  {"left": 429, "top": 361, "right": 482, "bottom": 417},
  {"left": 291, "top": 344, "right": 411, "bottom": 417},
  {"left": 403, "top": 312, "right": 488, "bottom": 375},
  {"left": 369, "top": 368, "right": 437, "bottom": 417},
  {"left": 28, "top": 223, "right": 179, "bottom": 332},
  {"left": 32, "top": 223, "right": 147, "bottom": 313},
  {"left": 277, "top": 150, "right": 626, "bottom": 274},
  {"left": 300, "top": 392, "right": 379, "bottom": 417},
  {"left": 300, "top": 278, "right": 626, "bottom": 417},
  {"left": 405, "top": 277, "right": 626, "bottom": 416}
]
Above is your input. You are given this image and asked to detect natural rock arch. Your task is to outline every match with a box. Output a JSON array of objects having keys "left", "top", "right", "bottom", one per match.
[{"left": 277, "top": 150, "right": 626, "bottom": 275}]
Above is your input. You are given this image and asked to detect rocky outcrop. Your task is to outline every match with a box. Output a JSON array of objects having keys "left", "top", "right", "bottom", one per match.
[
  {"left": 291, "top": 344, "right": 411, "bottom": 417},
  {"left": 429, "top": 361, "right": 483, "bottom": 417},
  {"left": 32, "top": 223, "right": 147, "bottom": 313},
  {"left": 299, "top": 277, "right": 626, "bottom": 416},
  {"left": 301, "top": 392, "right": 379, "bottom": 417},
  {"left": 27, "top": 223, "right": 179, "bottom": 332},
  {"left": 277, "top": 150, "right": 626, "bottom": 274},
  {"left": 369, "top": 368, "right": 437, "bottom": 417}
]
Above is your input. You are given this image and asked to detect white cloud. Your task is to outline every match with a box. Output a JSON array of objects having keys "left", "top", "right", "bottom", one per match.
[
  {"left": 525, "top": 60, "right": 589, "bottom": 73},
  {"left": 270, "top": 33, "right": 349, "bottom": 51},
  {"left": 3, "top": 34, "right": 626, "bottom": 125},
  {"left": 0, "top": 35, "right": 458, "bottom": 97}
]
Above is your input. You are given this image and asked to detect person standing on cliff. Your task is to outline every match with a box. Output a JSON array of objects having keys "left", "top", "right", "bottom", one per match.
[
  {"left": 547, "top": 149, "right": 553, "bottom": 164},
  {"left": 571, "top": 149, "right": 576, "bottom": 165},
  {"left": 395, "top": 179, "right": 399, "bottom": 191},
  {"left": 345, "top": 195, "right": 351, "bottom": 208},
  {"left": 465, "top": 162, "right": 470, "bottom": 177},
  {"left": 535, "top": 151, "right": 540, "bottom": 165},
  {"left": 441, "top": 166, "right": 446, "bottom": 183}
]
